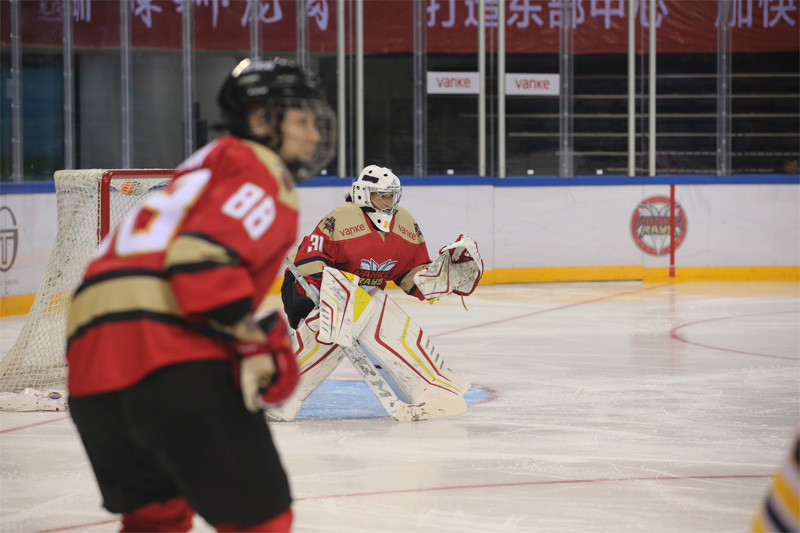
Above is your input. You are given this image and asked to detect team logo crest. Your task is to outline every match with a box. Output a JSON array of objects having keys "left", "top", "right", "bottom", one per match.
[
  {"left": 414, "top": 223, "right": 422, "bottom": 237},
  {"left": 323, "top": 216, "right": 336, "bottom": 233},
  {"left": 354, "top": 258, "right": 398, "bottom": 286},
  {"left": 630, "top": 196, "right": 688, "bottom": 256},
  {"left": 360, "top": 258, "right": 397, "bottom": 272}
]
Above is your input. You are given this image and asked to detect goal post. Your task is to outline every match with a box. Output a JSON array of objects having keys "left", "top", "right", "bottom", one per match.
[{"left": 0, "top": 169, "right": 172, "bottom": 395}]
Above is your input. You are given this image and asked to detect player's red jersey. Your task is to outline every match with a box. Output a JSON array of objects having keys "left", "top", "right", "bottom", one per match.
[
  {"left": 66, "top": 136, "right": 299, "bottom": 396},
  {"left": 292, "top": 203, "right": 431, "bottom": 298}
]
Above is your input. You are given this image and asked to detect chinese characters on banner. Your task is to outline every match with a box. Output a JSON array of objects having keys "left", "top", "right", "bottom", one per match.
[{"left": 10, "top": 0, "right": 799, "bottom": 54}]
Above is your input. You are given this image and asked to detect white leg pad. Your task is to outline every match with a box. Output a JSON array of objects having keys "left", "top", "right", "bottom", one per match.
[
  {"left": 265, "top": 310, "right": 347, "bottom": 422},
  {"left": 356, "top": 290, "right": 471, "bottom": 405}
]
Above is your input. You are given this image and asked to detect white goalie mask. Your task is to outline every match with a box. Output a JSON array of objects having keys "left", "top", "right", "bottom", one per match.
[{"left": 351, "top": 165, "right": 402, "bottom": 231}]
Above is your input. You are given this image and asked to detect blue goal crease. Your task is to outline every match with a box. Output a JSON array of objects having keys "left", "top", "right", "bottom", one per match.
[{"left": 296, "top": 381, "right": 491, "bottom": 420}]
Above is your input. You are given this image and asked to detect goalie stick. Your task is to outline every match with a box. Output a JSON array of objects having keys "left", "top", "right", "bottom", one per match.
[{"left": 283, "top": 258, "right": 467, "bottom": 422}]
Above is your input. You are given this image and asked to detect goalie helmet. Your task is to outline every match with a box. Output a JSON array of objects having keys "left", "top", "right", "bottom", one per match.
[
  {"left": 217, "top": 57, "right": 336, "bottom": 182},
  {"left": 351, "top": 165, "right": 402, "bottom": 231}
]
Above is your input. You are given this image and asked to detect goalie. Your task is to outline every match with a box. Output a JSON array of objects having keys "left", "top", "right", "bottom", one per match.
[{"left": 275, "top": 165, "right": 483, "bottom": 422}]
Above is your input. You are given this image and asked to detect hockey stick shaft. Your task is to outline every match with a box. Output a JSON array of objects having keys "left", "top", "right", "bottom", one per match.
[{"left": 284, "top": 257, "right": 320, "bottom": 306}]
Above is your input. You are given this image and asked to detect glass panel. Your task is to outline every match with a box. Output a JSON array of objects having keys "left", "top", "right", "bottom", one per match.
[
  {"left": 5, "top": 1, "right": 65, "bottom": 181},
  {"left": 194, "top": 1, "right": 250, "bottom": 150},
  {"left": 74, "top": 0, "right": 123, "bottom": 170},
  {"left": 426, "top": 0, "right": 480, "bottom": 176},
  {"left": 503, "top": 0, "right": 559, "bottom": 177},
  {"left": 361, "top": 0, "right": 414, "bottom": 175},
  {"left": 0, "top": 1, "right": 14, "bottom": 180},
  {"left": 305, "top": 0, "right": 340, "bottom": 177},
  {"left": 2, "top": 0, "right": 795, "bottom": 180},
  {"left": 729, "top": 2, "right": 799, "bottom": 174},
  {"left": 129, "top": 1, "right": 182, "bottom": 168},
  {"left": 425, "top": 55, "right": 481, "bottom": 176},
  {"left": 570, "top": 1, "right": 633, "bottom": 176},
  {"left": 649, "top": 3, "right": 717, "bottom": 175}
]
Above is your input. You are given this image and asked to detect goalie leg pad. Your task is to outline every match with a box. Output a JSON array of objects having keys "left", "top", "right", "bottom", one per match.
[
  {"left": 356, "top": 290, "right": 470, "bottom": 405},
  {"left": 318, "top": 266, "right": 377, "bottom": 346},
  {"left": 266, "top": 310, "right": 346, "bottom": 422}
]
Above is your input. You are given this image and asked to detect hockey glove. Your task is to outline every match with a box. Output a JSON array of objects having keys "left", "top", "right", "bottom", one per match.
[
  {"left": 413, "top": 234, "right": 484, "bottom": 299},
  {"left": 238, "top": 312, "right": 299, "bottom": 413},
  {"left": 442, "top": 234, "right": 483, "bottom": 296}
]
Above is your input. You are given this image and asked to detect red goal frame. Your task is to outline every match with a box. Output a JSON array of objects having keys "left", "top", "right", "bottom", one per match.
[{"left": 97, "top": 169, "right": 173, "bottom": 243}]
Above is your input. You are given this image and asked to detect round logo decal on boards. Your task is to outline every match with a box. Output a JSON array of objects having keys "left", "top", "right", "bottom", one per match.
[
  {"left": 0, "top": 206, "right": 19, "bottom": 272},
  {"left": 630, "top": 196, "right": 687, "bottom": 256}
]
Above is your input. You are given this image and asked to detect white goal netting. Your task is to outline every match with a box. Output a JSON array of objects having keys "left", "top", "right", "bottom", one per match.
[{"left": 0, "top": 169, "right": 172, "bottom": 394}]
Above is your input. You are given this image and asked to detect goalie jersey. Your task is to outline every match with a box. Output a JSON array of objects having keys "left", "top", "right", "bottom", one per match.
[
  {"left": 66, "top": 136, "right": 299, "bottom": 396},
  {"left": 292, "top": 203, "right": 431, "bottom": 299}
]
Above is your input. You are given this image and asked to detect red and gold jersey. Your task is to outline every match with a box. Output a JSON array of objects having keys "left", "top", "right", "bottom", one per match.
[
  {"left": 292, "top": 203, "right": 431, "bottom": 299},
  {"left": 67, "top": 136, "right": 299, "bottom": 396}
]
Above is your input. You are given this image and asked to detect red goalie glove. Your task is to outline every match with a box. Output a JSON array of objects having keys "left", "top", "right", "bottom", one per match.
[{"left": 237, "top": 312, "right": 299, "bottom": 412}]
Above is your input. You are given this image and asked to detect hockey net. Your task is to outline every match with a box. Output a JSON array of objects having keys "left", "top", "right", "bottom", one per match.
[{"left": 0, "top": 170, "right": 172, "bottom": 397}]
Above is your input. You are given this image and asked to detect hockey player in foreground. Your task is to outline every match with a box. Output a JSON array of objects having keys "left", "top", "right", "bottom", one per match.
[
  {"left": 65, "top": 58, "right": 334, "bottom": 532},
  {"left": 275, "top": 165, "right": 484, "bottom": 422}
]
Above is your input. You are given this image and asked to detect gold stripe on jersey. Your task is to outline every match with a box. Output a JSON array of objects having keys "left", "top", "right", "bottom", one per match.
[
  {"left": 321, "top": 203, "right": 371, "bottom": 240},
  {"left": 67, "top": 276, "right": 180, "bottom": 340},
  {"left": 752, "top": 429, "right": 800, "bottom": 533},
  {"left": 397, "top": 263, "right": 428, "bottom": 294},
  {"left": 296, "top": 259, "right": 328, "bottom": 278},
  {"left": 165, "top": 234, "right": 237, "bottom": 270},
  {"left": 391, "top": 207, "right": 425, "bottom": 245},
  {"left": 773, "top": 467, "right": 800, "bottom": 522},
  {"left": 243, "top": 140, "right": 299, "bottom": 210}
]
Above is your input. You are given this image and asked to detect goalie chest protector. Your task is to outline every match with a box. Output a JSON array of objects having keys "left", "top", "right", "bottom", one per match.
[{"left": 297, "top": 203, "right": 431, "bottom": 295}]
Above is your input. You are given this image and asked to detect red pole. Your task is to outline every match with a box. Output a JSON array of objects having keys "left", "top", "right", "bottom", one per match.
[{"left": 669, "top": 184, "right": 675, "bottom": 278}]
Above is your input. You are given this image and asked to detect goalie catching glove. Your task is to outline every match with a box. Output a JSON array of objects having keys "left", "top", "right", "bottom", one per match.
[
  {"left": 413, "top": 234, "right": 483, "bottom": 300},
  {"left": 236, "top": 312, "right": 299, "bottom": 413}
]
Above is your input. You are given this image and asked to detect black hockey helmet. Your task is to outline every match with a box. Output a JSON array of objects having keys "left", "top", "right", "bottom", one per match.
[{"left": 217, "top": 57, "right": 335, "bottom": 181}]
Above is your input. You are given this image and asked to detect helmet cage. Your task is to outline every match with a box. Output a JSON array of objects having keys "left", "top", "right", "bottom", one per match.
[{"left": 362, "top": 185, "right": 401, "bottom": 215}]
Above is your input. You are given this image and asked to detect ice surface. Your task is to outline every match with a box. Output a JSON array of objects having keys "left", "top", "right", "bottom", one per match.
[{"left": 1, "top": 282, "right": 798, "bottom": 532}]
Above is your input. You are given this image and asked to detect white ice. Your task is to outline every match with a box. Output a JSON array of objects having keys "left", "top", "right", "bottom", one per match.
[{"left": 1, "top": 282, "right": 798, "bottom": 532}]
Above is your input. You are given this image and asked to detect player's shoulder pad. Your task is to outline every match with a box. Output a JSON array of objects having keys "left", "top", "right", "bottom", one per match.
[
  {"left": 320, "top": 203, "right": 370, "bottom": 240},
  {"left": 391, "top": 207, "right": 425, "bottom": 244},
  {"left": 239, "top": 139, "right": 298, "bottom": 210}
]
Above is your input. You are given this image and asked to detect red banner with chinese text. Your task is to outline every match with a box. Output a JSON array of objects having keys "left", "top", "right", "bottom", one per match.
[{"left": 4, "top": 0, "right": 798, "bottom": 55}]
